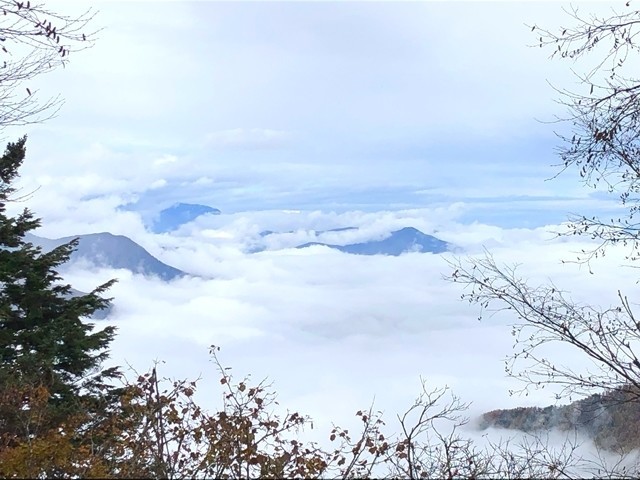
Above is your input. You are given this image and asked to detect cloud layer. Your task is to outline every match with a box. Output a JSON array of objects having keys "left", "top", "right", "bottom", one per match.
[{"left": 55, "top": 210, "right": 640, "bottom": 448}]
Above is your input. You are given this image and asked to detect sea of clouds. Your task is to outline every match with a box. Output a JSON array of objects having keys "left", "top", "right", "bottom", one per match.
[{"left": 47, "top": 207, "right": 640, "bottom": 467}]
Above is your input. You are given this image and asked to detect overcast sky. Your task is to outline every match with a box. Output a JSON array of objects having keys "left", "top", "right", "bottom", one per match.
[
  {"left": 2, "top": 0, "right": 625, "bottom": 236},
  {"left": 6, "top": 0, "right": 638, "bottom": 461}
]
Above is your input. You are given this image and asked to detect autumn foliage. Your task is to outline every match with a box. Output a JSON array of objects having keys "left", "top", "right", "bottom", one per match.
[{"left": 1, "top": 343, "right": 612, "bottom": 479}]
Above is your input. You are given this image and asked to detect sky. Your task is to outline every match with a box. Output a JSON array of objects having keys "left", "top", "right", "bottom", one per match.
[
  {"left": 6, "top": 0, "right": 627, "bottom": 234},
  {"left": 4, "top": 0, "right": 640, "bottom": 467}
]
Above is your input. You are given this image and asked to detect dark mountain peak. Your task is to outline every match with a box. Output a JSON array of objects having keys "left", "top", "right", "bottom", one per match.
[
  {"left": 393, "top": 226, "right": 421, "bottom": 236},
  {"left": 29, "top": 232, "right": 186, "bottom": 281},
  {"left": 296, "top": 227, "right": 450, "bottom": 256},
  {"left": 72, "top": 231, "right": 134, "bottom": 244},
  {"left": 152, "top": 202, "right": 221, "bottom": 233},
  {"left": 162, "top": 202, "right": 221, "bottom": 217}
]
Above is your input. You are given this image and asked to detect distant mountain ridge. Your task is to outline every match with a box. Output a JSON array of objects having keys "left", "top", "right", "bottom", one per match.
[
  {"left": 26, "top": 232, "right": 185, "bottom": 281},
  {"left": 152, "top": 203, "right": 221, "bottom": 233},
  {"left": 297, "top": 227, "right": 450, "bottom": 256}
]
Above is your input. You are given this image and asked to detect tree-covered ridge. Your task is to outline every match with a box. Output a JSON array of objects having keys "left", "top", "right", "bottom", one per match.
[{"left": 481, "top": 386, "right": 640, "bottom": 453}]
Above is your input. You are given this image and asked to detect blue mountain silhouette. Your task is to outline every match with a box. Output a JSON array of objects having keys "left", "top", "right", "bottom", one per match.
[
  {"left": 152, "top": 203, "right": 221, "bottom": 233},
  {"left": 27, "top": 232, "right": 185, "bottom": 281},
  {"left": 296, "top": 227, "right": 449, "bottom": 256}
]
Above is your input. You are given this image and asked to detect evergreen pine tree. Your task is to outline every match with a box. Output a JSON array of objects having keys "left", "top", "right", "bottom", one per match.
[{"left": 0, "top": 136, "right": 119, "bottom": 439}]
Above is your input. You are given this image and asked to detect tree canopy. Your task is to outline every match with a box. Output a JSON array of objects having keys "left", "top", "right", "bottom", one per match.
[{"left": 0, "top": 136, "right": 119, "bottom": 466}]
